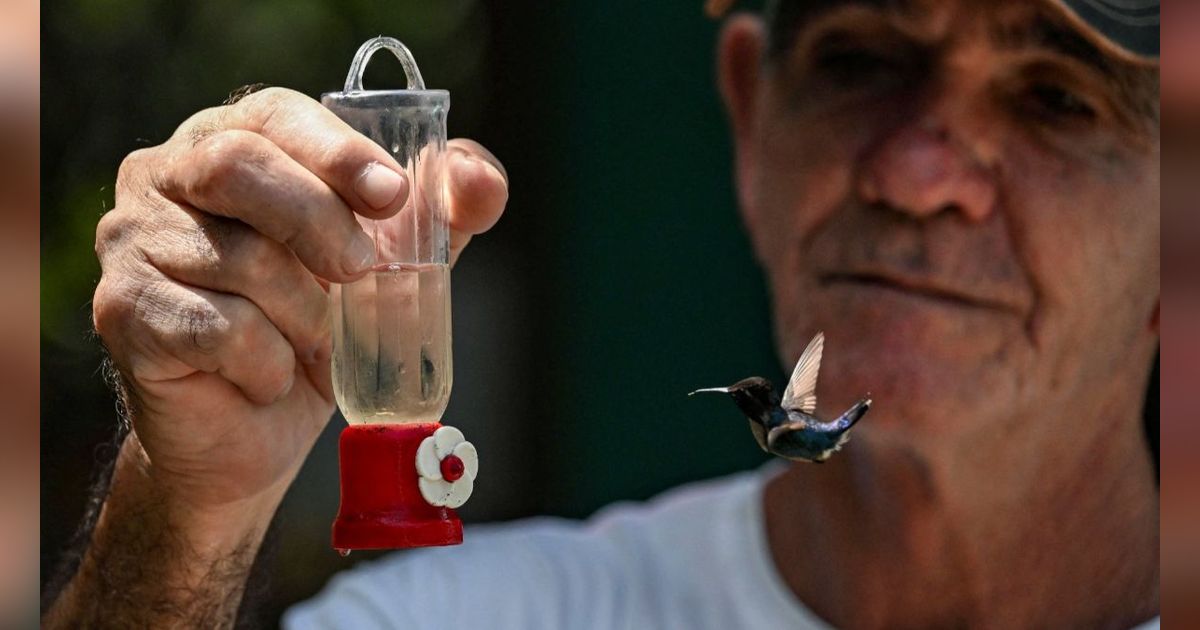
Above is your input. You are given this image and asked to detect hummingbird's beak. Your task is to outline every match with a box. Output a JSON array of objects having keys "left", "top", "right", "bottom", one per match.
[{"left": 688, "top": 387, "right": 731, "bottom": 396}]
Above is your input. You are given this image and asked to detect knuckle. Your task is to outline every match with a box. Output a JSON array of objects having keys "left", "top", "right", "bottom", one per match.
[
  {"left": 260, "top": 355, "right": 294, "bottom": 394},
  {"left": 115, "top": 148, "right": 175, "bottom": 219},
  {"left": 239, "top": 87, "right": 309, "bottom": 128},
  {"left": 92, "top": 277, "right": 134, "bottom": 341},
  {"left": 178, "top": 300, "right": 230, "bottom": 356},
  {"left": 187, "top": 120, "right": 225, "bottom": 149},
  {"left": 176, "top": 106, "right": 227, "bottom": 146},
  {"left": 224, "top": 83, "right": 269, "bottom": 106},
  {"left": 242, "top": 86, "right": 298, "bottom": 107},
  {"left": 238, "top": 232, "right": 285, "bottom": 285},
  {"left": 196, "top": 129, "right": 258, "bottom": 167},
  {"left": 222, "top": 304, "right": 272, "bottom": 360},
  {"left": 188, "top": 130, "right": 261, "bottom": 200},
  {"left": 315, "top": 136, "right": 362, "bottom": 176},
  {"left": 115, "top": 148, "right": 155, "bottom": 197},
  {"left": 189, "top": 213, "right": 239, "bottom": 263},
  {"left": 95, "top": 209, "right": 132, "bottom": 259}
]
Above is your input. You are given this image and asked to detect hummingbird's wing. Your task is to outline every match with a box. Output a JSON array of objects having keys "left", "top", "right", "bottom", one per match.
[{"left": 781, "top": 331, "right": 823, "bottom": 415}]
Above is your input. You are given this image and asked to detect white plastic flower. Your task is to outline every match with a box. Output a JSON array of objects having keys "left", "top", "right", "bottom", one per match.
[{"left": 415, "top": 426, "right": 478, "bottom": 508}]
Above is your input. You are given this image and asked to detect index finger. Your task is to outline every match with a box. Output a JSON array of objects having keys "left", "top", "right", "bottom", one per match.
[
  {"left": 220, "top": 87, "right": 411, "bottom": 220},
  {"left": 232, "top": 92, "right": 511, "bottom": 268}
]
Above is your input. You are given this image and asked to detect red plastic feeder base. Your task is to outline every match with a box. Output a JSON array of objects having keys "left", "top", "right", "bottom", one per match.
[{"left": 332, "top": 422, "right": 463, "bottom": 551}]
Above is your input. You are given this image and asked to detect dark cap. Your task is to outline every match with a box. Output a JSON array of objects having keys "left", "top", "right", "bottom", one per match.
[
  {"left": 705, "top": 0, "right": 1159, "bottom": 60},
  {"left": 1051, "top": 0, "right": 1158, "bottom": 59}
]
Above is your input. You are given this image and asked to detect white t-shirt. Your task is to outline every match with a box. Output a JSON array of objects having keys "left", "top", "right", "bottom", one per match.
[
  {"left": 285, "top": 467, "right": 828, "bottom": 629},
  {"left": 284, "top": 468, "right": 1161, "bottom": 630}
]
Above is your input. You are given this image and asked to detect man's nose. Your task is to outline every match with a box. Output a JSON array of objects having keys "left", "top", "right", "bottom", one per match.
[{"left": 857, "top": 116, "right": 997, "bottom": 223}]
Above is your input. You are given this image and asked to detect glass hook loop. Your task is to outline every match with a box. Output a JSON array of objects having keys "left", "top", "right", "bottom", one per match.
[{"left": 344, "top": 36, "right": 427, "bottom": 92}]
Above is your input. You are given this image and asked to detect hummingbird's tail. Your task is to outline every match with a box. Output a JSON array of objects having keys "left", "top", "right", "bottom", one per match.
[{"left": 842, "top": 396, "right": 872, "bottom": 428}]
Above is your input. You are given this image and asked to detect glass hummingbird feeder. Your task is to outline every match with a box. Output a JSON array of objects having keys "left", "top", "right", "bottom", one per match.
[{"left": 324, "top": 36, "right": 476, "bottom": 553}]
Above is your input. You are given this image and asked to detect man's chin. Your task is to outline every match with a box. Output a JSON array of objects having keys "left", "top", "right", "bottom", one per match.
[
  {"left": 825, "top": 360, "right": 975, "bottom": 430},
  {"left": 818, "top": 281, "right": 1026, "bottom": 355},
  {"left": 782, "top": 329, "right": 1020, "bottom": 440}
]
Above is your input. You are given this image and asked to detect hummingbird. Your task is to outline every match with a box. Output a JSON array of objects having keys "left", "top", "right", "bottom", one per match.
[{"left": 689, "top": 332, "right": 872, "bottom": 463}]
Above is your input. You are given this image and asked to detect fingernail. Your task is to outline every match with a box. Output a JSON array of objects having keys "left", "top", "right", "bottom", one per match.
[
  {"left": 355, "top": 162, "right": 405, "bottom": 211},
  {"left": 342, "top": 231, "right": 376, "bottom": 275},
  {"left": 453, "top": 149, "right": 507, "bottom": 185}
]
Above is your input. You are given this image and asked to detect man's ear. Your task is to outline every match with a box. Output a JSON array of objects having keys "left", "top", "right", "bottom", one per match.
[{"left": 717, "top": 14, "right": 767, "bottom": 249}]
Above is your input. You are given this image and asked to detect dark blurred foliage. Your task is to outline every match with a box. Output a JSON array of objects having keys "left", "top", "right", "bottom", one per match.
[{"left": 42, "top": 1, "right": 777, "bottom": 624}]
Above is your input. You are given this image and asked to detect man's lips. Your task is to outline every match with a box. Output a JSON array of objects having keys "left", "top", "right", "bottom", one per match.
[{"left": 819, "top": 271, "right": 1027, "bottom": 314}]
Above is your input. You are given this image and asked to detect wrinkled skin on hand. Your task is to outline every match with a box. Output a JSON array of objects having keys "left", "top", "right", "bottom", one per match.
[{"left": 93, "top": 87, "right": 509, "bottom": 512}]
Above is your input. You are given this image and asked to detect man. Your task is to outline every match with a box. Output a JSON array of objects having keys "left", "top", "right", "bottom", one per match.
[{"left": 45, "top": 0, "right": 1159, "bottom": 627}]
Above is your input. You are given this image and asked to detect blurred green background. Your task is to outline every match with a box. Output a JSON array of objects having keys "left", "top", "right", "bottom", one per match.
[{"left": 41, "top": 0, "right": 781, "bottom": 624}]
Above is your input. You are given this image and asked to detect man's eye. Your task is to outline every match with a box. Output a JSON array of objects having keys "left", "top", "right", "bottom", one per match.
[
  {"left": 1025, "top": 83, "right": 1097, "bottom": 121},
  {"left": 815, "top": 48, "right": 895, "bottom": 81}
]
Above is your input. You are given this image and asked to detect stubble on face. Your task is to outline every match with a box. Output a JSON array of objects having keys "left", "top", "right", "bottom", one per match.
[{"left": 742, "top": 0, "right": 1159, "bottom": 442}]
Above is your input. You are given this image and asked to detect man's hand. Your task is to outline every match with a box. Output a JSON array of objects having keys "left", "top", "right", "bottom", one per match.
[
  {"left": 45, "top": 87, "right": 507, "bottom": 628},
  {"left": 96, "top": 86, "right": 506, "bottom": 510}
]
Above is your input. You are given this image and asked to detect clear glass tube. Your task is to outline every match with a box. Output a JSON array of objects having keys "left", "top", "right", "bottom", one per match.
[{"left": 323, "top": 38, "right": 452, "bottom": 425}]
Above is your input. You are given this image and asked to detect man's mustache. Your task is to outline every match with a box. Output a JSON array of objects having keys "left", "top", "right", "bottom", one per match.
[{"left": 806, "top": 202, "right": 1035, "bottom": 315}]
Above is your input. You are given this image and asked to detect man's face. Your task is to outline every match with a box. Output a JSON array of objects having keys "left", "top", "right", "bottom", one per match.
[{"left": 723, "top": 0, "right": 1159, "bottom": 440}]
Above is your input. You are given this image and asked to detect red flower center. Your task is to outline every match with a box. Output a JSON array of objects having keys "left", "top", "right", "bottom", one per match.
[{"left": 440, "top": 454, "right": 465, "bottom": 482}]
